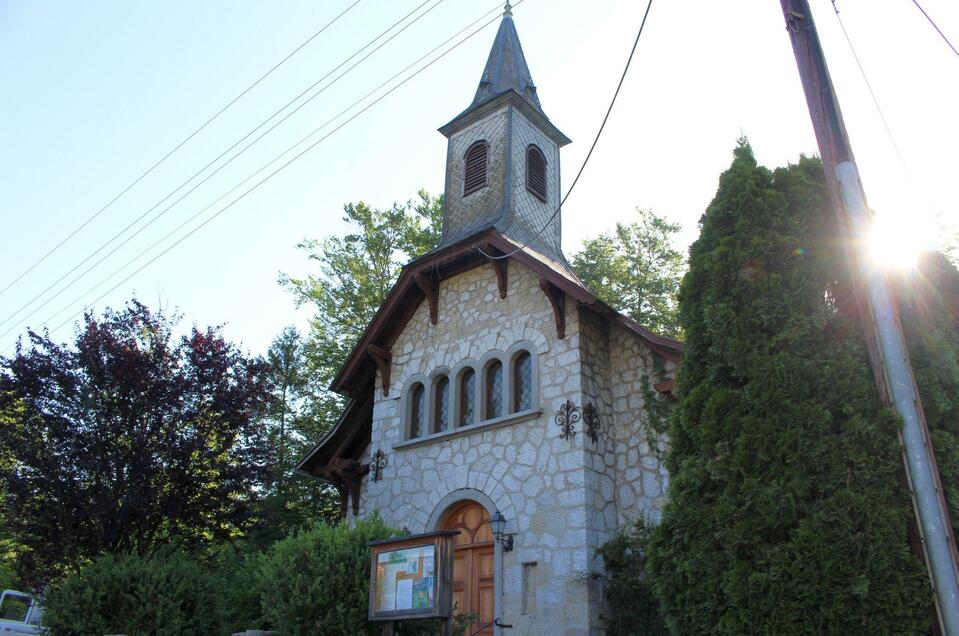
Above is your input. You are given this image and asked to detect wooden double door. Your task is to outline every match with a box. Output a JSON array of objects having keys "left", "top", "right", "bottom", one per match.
[{"left": 440, "top": 501, "right": 495, "bottom": 635}]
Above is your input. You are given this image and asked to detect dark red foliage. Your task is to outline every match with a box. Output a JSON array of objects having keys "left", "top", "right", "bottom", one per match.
[{"left": 0, "top": 300, "right": 273, "bottom": 586}]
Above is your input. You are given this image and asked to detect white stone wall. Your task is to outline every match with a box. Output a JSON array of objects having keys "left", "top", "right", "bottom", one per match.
[
  {"left": 608, "top": 325, "right": 674, "bottom": 528},
  {"left": 351, "top": 259, "right": 672, "bottom": 635}
]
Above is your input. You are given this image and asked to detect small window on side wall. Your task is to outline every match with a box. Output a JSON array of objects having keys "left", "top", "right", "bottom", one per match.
[
  {"left": 513, "top": 351, "right": 532, "bottom": 412},
  {"left": 526, "top": 145, "right": 547, "bottom": 202},
  {"left": 486, "top": 360, "right": 503, "bottom": 419},
  {"left": 409, "top": 383, "right": 425, "bottom": 438},
  {"left": 464, "top": 140, "right": 489, "bottom": 196},
  {"left": 459, "top": 369, "right": 476, "bottom": 427},
  {"left": 435, "top": 376, "right": 450, "bottom": 433}
]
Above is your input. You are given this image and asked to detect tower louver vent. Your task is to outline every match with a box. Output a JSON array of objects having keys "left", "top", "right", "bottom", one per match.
[
  {"left": 463, "top": 140, "right": 489, "bottom": 196},
  {"left": 526, "top": 145, "right": 547, "bottom": 201}
]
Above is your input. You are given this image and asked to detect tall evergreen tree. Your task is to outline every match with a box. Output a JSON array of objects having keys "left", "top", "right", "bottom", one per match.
[{"left": 648, "top": 141, "right": 930, "bottom": 634}]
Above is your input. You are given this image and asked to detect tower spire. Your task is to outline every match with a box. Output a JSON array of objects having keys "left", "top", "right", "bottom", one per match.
[{"left": 471, "top": 7, "right": 542, "bottom": 114}]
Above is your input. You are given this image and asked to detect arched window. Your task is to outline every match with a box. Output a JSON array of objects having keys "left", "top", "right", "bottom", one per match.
[
  {"left": 526, "top": 145, "right": 547, "bottom": 202},
  {"left": 464, "top": 140, "right": 489, "bottom": 196},
  {"left": 485, "top": 360, "right": 503, "bottom": 419},
  {"left": 434, "top": 376, "right": 450, "bottom": 433},
  {"left": 513, "top": 351, "right": 532, "bottom": 412},
  {"left": 409, "top": 383, "right": 425, "bottom": 438},
  {"left": 459, "top": 368, "right": 476, "bottom": 427}
]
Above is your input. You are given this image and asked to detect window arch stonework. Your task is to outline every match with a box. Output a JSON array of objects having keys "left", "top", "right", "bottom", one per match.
[{"left": 400, "top": 343, "right": 541, "bottom": 443}]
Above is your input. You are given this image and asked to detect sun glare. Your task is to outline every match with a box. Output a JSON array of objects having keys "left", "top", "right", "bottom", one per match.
[{"left": 866, "top": 210, "right": 937, "bottom": 270}]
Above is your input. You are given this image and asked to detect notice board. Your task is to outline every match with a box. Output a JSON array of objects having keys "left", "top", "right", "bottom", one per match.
[{"left": 368, "top": 530, "right": 458, "bottom": 621}]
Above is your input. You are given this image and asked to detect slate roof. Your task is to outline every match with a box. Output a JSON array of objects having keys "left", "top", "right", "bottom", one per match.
[{"left": 470, "top": 5, "right": 543, "bottom": 116}]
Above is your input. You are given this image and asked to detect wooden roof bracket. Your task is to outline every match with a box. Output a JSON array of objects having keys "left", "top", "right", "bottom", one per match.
[
  {"left": 414, "top": 273, "right": 439, "bottom": 325},
  {"left": 366, "top": 345, "right": 392, "bottom": 396},
  {"left": 539, "top": 277, "right": 566, "bottom": 339},
  {"left": 477, "top": 242, "right": 508, "bottom": 298}
]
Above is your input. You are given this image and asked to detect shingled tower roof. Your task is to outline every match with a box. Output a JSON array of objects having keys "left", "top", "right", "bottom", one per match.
[
  {"left": 470, "top": 2, "right": 543, "bottom": 116},
  {"left": 434, "top": 4, "right": 574, "bottom": 278}
]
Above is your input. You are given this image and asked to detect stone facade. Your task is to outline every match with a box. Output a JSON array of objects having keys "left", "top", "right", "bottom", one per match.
[{"left": 350, "top": 260, "right": 672, "bottom": 635}]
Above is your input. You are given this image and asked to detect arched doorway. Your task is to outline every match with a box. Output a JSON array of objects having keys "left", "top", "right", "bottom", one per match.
[{"left": 440, "top": 500, "right": 494, "bottom": 635}]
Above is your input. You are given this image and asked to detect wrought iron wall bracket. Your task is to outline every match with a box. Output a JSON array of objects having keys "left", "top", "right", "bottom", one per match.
[
  {"left": 370, "top": 449, "right": 388, "bottom": 482},
  {"left": 555, "top": 399, "right": 581, "bottom": 441},
  {"left": 583, "top": 402, "right": 601, "bottom": 444}
]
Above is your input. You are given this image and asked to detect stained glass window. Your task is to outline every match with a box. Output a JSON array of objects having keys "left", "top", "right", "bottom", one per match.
[
  {"left": 514, "top": 352, "right": 532, "bottom": 412},
  {"left": 486, "top": 361, "right": 503, "bottom": 419},
  {"left": 460, "top": 369, "right": 475, "bottom": 427},
  {"left": 410, "top": 383, "right": 425, "bottom": 438},
  {"left": 435, "top": 376, "right": 450, "bottom": 433}
]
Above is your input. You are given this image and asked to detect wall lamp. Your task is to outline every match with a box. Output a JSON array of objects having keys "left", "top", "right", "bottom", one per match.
[{"left": 490, "top": 509, "right": 514, "bottom": 552}]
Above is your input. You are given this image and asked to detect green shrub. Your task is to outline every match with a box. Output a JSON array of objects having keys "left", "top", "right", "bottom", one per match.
[
  {"left": 256, "top": 515, "right": 397, "bottom": 636},
  {"left": 599, "top": 518, "right": 666, "bottom": 636},
  {"left": 42, "top": 546, "right": 226, "bottom": 636},
  {"left": 648, "top": 142, "right": 930, "bottom": 634}
]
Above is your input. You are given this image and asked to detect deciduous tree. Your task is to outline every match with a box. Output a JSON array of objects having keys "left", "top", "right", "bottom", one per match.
[
  {"left": 0, "top": 301, "right": 273, "bottom": 585},
  {"left": 572, "top": 208, "right": 685, "bottom": 338}
]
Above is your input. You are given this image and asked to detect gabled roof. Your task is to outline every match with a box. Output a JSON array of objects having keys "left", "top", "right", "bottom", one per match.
[
  {"left": 329, "top": 228, "right": 683, "bottom": 398},
  {"left": 299, "top": 229, "right": 683, "bottom": 487}
]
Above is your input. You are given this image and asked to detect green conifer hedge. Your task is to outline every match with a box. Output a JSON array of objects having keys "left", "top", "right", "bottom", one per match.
[{"left": 647, "top": 141, "right": 931, "bottom": 635}]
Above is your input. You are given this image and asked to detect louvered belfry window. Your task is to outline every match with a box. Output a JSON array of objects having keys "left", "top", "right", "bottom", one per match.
[
  {"left": 526, "top": 145, "right": 547, "bottom": 202},
  {"left": 463, "top": 140, "right": 489, "bottom": 196}
]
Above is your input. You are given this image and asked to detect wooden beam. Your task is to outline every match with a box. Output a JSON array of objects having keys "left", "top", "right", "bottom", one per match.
[
  {"left": 538, "top": 278, "right": 566, "bottom": 339},
  {"left": 414, "top": 273, "right": 438, "bottom": 325},
  {"left": 477, "top": 242, "right": 509, "bottom": 298},
  {"left": 366, "top": 345, "right": 392, "bottom": 396},
  {"left": 491, "top": 258, "right": 508, "bottom": 299},
  {"left": 653, "top": 379, "right": 675, "bottom": 395}
]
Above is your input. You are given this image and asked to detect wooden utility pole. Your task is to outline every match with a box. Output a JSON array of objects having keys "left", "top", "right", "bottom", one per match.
[{"left": 778, "top": 1, "right": 959, "bottom": 633}]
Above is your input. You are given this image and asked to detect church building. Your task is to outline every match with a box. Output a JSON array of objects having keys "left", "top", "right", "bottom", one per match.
[{"left": 297, "top": 6, "right": 682, "bottom": 634}]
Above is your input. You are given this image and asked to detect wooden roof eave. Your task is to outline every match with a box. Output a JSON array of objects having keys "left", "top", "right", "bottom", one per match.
[
  {"left": 330, "top": 229, "right": 684, "bottom": 397},
  {"left": 296, "top": 388, "right": 373, "bottom": 476}
]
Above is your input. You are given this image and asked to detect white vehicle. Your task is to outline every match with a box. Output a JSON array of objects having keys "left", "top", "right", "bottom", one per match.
[{"left": 0, "top": 590, "right": 42, "bottom": 634}]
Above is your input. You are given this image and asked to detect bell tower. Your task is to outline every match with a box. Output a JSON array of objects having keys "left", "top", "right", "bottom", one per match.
[{"left": 436, "top": 3, "right": 572, "bottom": 268}]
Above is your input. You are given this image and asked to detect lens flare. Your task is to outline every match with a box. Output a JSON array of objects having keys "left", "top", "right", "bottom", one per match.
[{"left": 866, "top": 210, "right": 937, "bottom": 270}]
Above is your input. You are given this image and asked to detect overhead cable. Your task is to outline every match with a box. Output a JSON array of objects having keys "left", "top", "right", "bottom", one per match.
[
  {"left": 830, "top": 0, "right": 912, "bottom": 179},
  {"left": 21, "top": 1, "right": 520, "bottom": 344},
  {"left": 0, "top": 0, "right": 448, "bottom": 334},
  {"left": 476, "top": 0, "right": 654, "bottom": 261},
  {"left": 0, "top": 0, "right": 363, "bottom": 298},
  {"left": 911, "top": 0, "right": 959, "bottom": 60}
]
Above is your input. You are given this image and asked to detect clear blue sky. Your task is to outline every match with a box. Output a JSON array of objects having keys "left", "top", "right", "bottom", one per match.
[{"left": 1, "top": 0, "right": 957, "bottom": 357}]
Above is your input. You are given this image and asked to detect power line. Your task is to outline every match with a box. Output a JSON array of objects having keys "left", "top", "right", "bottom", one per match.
[
  {"left": 830, "top": 1, "right": 911, "bottom": 178},
  {"left": 0, "top": 0, "right": 448, "bottom": 333},
  {"left": 477, "top": 0, "right": 654, "bottom": 261},
  {"left": 0, "top": 0, "right": 363, "bottom": 299},
  {"left": 911, "top": 0, "right": 959, "bottom": 60},
  {"left": 20, "top": 2, "right": 517, "bottom": 345}
]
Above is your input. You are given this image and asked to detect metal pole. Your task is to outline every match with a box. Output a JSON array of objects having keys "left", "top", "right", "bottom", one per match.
[{"left": 779, "top": 1, "right": 959, "bottom": 633}]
